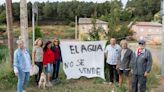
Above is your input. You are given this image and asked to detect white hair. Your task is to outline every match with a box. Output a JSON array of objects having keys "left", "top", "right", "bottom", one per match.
[{"left": 16, "top": 36, "right": 24, "bottom": 45}]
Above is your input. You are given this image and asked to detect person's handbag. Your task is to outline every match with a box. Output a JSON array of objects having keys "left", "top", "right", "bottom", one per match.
[{"left": 30, "top": 65, "right": 39, "bottom": 76}]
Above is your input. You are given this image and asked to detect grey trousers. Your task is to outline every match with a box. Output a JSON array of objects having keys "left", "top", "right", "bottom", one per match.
[{"left": 131, "top": 75, "right": 147, "bottom": 92}]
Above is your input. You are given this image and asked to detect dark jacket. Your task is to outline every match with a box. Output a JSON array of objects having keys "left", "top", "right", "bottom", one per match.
[
  {"left": 131, "top": 48, "right": 153, "bottom": 75},
  {"left": 51, "top": 44, "right": 62, "bottom": 61},
  {"left": 117, "top": 48, "right": 133, "bottom": 70}
]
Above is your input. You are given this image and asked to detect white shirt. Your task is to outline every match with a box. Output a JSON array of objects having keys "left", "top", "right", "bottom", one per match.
[{"left": 105, "top": 44, "right": 121, "bottom": 65}]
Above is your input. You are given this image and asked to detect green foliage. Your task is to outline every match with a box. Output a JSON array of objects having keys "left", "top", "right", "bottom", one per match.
[
  {"left": 0, "top": 0, "right": 160, "bottom": 25},
  {"left": 35, "top": 26, "right": 42, "bottom": 39},
  {"left": 0, "top": 10, "right": 6, "bottom": 23},
  {"left": 69, "top": 22, "right": 75, "bottom": 27},
  {"left": 29, "top": 26, "right": 42, "bottom": 39},
  {"left": 88, "top": 18, "right": 100, "bottom": 41},
  {"left": 111, "top": 25, "right": 133, "bottom": 41},
  {"left": 0, "top": 45, "right": 8, "bottom": 63},
  {"left": 154, "top": 11, "right": 162, "bottom": 23},
  {"left": 12, "top": 3, "right": 20, "bottom": 21},
  {"left": 126, "top": 0, "right": 160, "bottom": 21}
]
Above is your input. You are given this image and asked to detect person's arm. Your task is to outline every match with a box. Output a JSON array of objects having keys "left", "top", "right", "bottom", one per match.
[
  {"left": 104, "top": 46, "right": 108, "bottom": 58},
  {"left": 59, "top": 46, "right": 63, "bottom": 62},
  {"left": 116, "top": 53, "right": 121, "bottom": 69},
  {"left": 116, "top": 45, "right": 121, "bottom": 68},
  {"left": 13, "top": 50, "right": 18, "bottom": 76},
  {"left": 145, "top": 50, "right": 153, "bottom": 73},
  {"left": 43, "top": 51, "right": 47, "bottom": 67},
  {"left": 129, "top": 50, "right": 134, "bottom": 68},
  {"left": 32, "top": 47, "right": 36, "bottom": 66}
]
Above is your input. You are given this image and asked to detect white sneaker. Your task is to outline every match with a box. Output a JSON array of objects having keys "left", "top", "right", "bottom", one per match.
[
  {"left": 111, "top": 89, "right": 114, "bottom": 92},
  {"left": 23, "top": 90, "right": 27, "bottom": 92},
  {"left": 46, "top": 82, "right": 52, "bottom": 87},
  {"left": 48, "top": 82, "right": 52, "bottom": 86},
  {"left": 109, "top": 82, "right": 113, "bottom": 85}
]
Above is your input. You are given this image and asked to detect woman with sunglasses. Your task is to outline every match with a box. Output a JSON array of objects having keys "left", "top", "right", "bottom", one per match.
[{"left": 51, "top": 38, "right": 62, "bottom": 81}]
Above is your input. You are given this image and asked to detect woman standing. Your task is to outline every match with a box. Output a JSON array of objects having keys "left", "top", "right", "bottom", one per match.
[
  {"left": 117, "top": 40, "right": 133, "bottom": 92},
  {"left": 43, "top": 41, "right": 55, "bottom": 86},
  {"left": 51, "top": 38, "right": 62, "bottom": 81},
  {"left": 14, "top": 37, "right": 32, "bottom": 92},
  {"left": 32, "top": 38, "right": 43, "bottom": 85}
]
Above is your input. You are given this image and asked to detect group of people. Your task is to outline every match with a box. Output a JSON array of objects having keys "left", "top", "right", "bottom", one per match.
[
  {"left": 13, "top": 36, "right": 152, "bottom": 92},
  {"left": 13, "top": 37, "right": 62, "bottom": 92},
  {"left": 105, "top": 38, "right": 152, "bottom": 92}
]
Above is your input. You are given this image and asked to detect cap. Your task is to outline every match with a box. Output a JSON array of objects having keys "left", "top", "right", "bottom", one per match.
[{"left": 138, "top": 39, "right": 145, "bottom": 44}]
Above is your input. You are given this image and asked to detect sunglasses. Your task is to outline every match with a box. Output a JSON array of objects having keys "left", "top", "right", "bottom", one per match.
[{"left": 139, "top": 43, "right": 145, "bottom": 45}]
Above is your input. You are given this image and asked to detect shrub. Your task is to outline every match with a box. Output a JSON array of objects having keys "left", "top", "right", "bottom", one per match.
[
  {"left": 35, "top": 26, "right": 42, "bottom": 39},
  {"left": 69, "top": 22, "right": 75, "bottom": 27},
  {"left": 29, "top": 26, "right": 43, "bottom": 39}
]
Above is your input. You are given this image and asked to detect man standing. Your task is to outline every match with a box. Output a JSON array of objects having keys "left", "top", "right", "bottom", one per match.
[
  {"left": 105, "top": 38, "right": 121, "bottom": 84},
  {"left": 131, "top": 39, "right": 152, "bottom": 92}
]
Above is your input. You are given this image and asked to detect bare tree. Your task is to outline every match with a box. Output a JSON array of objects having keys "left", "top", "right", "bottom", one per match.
[
  {"left": 5, "top": 0, "right": 14, "bottom": 65},
  {"left": 20, "top": 0, "right": 29, "bottom": 49}
]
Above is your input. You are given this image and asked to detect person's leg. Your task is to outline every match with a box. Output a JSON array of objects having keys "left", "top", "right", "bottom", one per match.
[
  {"left": 35, "top": 62, "right": 43, "bottom": 83},
  {"left": 108, "top": 64, "right": 114, "bottom": 83},
  {"left": 52, "top": 61, "right": 56, "bottom": 80},
  {"left": 118, "top": 70, "right": 123, "bottom": 86},
  {"left": 23, "top": 72, "right": 30, "bottom": 91},
  {"left": 17, "top": 70, "right": 25, "bottom": 92},
  {"left": 113, "top": 65, "right": 119, "bottom": 83},
  {"left": 38, "top": 62, "right": 43, "bottom": 81},
  {"left": 34, "top": 62, "right": 39, "bottom": 83},
  {"left": 126, "top": 77, "right": 130, "bottom": 92},
  {"left": 48, "top": 64, "right": 53, "bottom": 86},
  {"left": 124, "top": 70, "right": 130, "bottom": 92},
  {"left": 46, "top": 64, "right": 52, "bottom": 86},
  {"left": 139, "top": 75, "right": 147, "bottom": 92},
  {"left": 131, "top": 75, "right": 138, "bottom": 92},
  {"left": 55, "top": 60, "right": 60, "bottom": 80}
]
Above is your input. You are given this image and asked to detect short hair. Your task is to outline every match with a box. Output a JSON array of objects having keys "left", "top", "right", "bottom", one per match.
[
  {"left": 16, "top": 36, "right": 24, "bottom": 45},
  {"left": 120, "top": 40, "right": 128, "bottom": 46},
  {"left": 34, "top": 38, "right": 43, "bottom": 47}
]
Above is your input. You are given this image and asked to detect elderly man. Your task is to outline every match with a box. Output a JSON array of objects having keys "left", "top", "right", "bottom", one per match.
[
  {"left": 105, "top": 38, "right": 121, "bottom": 84},
  {"left": 131, "top": 39, "right": 152, "bottom": 92}
]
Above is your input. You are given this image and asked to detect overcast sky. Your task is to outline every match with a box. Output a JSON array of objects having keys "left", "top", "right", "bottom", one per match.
[{"left": 0, "top": 0, "right": 128, "bottom": 6}]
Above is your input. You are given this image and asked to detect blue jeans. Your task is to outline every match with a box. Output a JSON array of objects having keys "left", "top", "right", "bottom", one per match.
[
  {"left": 17, "top": 70, "right": 30, "bottom": 92},
  {"left": 52, "top": 60, "right": 61, "bottom": 80}
]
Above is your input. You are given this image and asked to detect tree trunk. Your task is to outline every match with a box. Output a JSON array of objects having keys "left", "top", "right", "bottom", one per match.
[
  {"left": 5, "top": 0, "right": 14, "bottom": 66},
  {"left": 20, "top": 0, "right": 29, "bottom": 49}
]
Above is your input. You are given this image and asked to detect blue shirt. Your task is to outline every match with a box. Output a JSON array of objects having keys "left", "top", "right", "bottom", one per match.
[{"left": 14, "top": 48, "right": 32, "bottom": 72}]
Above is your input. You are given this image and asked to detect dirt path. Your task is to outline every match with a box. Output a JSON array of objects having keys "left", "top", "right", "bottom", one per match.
[{"left": 151, "top": 76, "right": 164, "bottom": 92}]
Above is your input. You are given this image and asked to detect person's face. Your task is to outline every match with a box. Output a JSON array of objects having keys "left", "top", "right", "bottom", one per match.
[
  {"left": 54, "top": 40, "right": 59, "bottom": 45},
  {"left": 122, "top": 43, "right": 127, "bottom": 49},
  {"left": 47, "top": 43, "right": 51, "bottom": 48},
  {"left": 38, "top": 40, "right": 42, "bottom": 47},
  {"left": 138, "top": 43, "right": 145, "bottom": 50},
  {"left": 19, "top": 41, "right": 24, "bottom": 49},
  {"left": 110, "top": 38, "right": 116, "bottom": 45}
]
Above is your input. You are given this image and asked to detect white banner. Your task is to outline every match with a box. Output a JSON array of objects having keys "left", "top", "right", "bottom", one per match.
[{"left": 60, "top": 41, "right": 106, "bottom": 80}]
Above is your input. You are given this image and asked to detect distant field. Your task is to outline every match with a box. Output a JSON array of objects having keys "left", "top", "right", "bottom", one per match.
[{"left": 0, "top": 24, "right": 75, "bottom": 39}]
